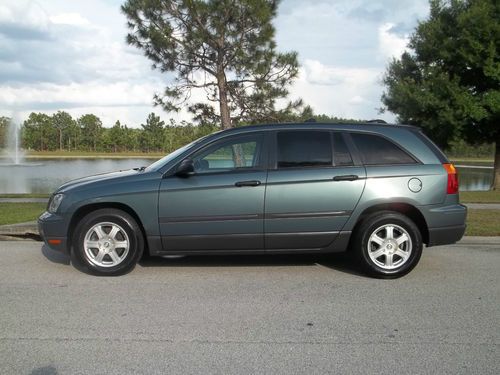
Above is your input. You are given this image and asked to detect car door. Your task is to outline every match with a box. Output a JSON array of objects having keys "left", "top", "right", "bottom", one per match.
[
  {"left": 158, "top": 132, "right": 268, "bottom": 251},
  {"left": 265, "top": 130, "right": 366, "bottom": 250}
]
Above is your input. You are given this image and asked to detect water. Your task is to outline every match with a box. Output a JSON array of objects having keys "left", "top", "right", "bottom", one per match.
[
  {"left": 0, "top": 158, "right": 153, "bottom": 194},
  {"left": 0, "top": 159, "right": 494, "bottom": 194},
  {"left": 456, "top": 165, "right": 493, "bottom": 191}
]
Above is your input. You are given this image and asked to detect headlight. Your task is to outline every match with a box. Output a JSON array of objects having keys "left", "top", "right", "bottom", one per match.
[{"left": 48, "top": 193, "right": 64, "bottom": 213}]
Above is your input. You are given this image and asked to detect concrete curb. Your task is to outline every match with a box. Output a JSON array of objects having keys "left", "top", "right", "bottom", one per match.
[
  {"left": 0, "top": 221, "right": 498, "bottom": 245},
  {"left": 0, "top": 221, "right": 38, "bottom": 235}
]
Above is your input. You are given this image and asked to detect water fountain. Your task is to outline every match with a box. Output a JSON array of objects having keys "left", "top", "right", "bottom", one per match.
[{"left": 6, "top": 119, "right": 24, "bottom": 165}]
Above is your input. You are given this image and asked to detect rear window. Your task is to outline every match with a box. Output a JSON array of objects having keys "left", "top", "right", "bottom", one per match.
[
  {"left": 351, "top": 133, "right": 416, "bottom": 165},
  {"left": 277, "top": 131, "right": 332, "bottom": 168},
  {"left": 333, "top": 133, "right": 354, "bottom": 166}
]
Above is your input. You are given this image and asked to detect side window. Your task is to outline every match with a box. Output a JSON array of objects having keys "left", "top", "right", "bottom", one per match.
[
  {"left": 333, "top": 133, "right": 354, "bottom": 166},
  {"left": 192, "top": 135, "right": 263, "bottom": 173},
  {"left": 351, "top": 133, "right": 416, "bottom": 165},
  {"left": 277, "top": 131, "right": 332, "bottom": 168}
]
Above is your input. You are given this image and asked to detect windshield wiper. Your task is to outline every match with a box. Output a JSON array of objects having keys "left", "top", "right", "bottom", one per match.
[{"left": 133, "top": 166, "right": 146, "bottom": 171}]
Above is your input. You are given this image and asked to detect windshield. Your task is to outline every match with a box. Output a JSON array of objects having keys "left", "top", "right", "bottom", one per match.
[{"left": 145, "top": 136, "right": 208, "bottom": 172}]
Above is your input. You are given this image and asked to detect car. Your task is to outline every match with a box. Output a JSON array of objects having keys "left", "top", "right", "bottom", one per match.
[{"left": 38, "top": 122, "right": 467, "bottom": 278}]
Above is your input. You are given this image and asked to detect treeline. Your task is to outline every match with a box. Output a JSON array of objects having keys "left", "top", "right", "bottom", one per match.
[
  {"left": 0, "top": 111, "right": 362, "bottom": 154},
  {"left": 0, "top": 112, "right": 494, "bottom": 158}
]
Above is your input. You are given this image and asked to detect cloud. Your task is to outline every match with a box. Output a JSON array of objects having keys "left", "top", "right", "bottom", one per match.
[
  {"left": 0, "top": 0, "right": 431, "bottom": 127},
  {"left": 49, "top": 13, "right": 90, "bottom": 26},
  {"left": 378, "top": 22, "right": 409, "bottom": 60}
]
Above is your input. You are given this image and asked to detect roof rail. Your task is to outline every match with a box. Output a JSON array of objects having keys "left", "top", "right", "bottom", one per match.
[{"left": 366, "top": 119, "right": 387, "bottom": 124}]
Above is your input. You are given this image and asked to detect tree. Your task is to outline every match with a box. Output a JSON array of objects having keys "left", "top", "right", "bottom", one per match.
[
  {"left": 0, "top": 116, "right": 8, "bottom": 149},
  {"left": 140, "top": 113, "right": 165, "bottom": 152},
  {"left": 381, "top": 0, "right": 500, "bottom": 189},
  {"left": 107, "top": 120, "right": 126, "bottom": 152},
  {"left": 22, "top": 113, "right": 54, "bottom": 151},
  {"left": 52, "top": 111, "right": 74, "bottom": 151},
  {"left": 78, "top": 114, "right": 103, "bottom": 152},
  {"left": 122, "top": 0, "right": 301, "bottom": 129}
]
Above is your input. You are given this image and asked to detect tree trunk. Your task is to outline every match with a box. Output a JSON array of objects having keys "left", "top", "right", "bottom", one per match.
[
  {"left": 59, "top": 129, "right": 63, "bottom": 151},
  {"left": 217, "top": 70, "right": 232, "bottom": 129},
  {"left": 493, "top": 141, "right": 500, "bottom": 190}
]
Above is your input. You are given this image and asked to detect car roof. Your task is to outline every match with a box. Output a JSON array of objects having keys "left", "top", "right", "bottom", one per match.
[{"left": 217, "top": 122, "right": 420, "bottom": 135}]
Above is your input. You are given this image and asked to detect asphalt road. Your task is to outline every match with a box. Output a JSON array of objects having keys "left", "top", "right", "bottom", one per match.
[{"left": 0, "top": 240, "right": 499, "bottom": 375}]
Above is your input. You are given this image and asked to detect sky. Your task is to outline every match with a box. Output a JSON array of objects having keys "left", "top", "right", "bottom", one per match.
[{"left": 0, "top": 0, "right": 430, "bottom": 128}]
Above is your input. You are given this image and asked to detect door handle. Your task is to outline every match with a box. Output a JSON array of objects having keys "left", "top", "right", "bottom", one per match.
[
  {"left": 235, "top": 180, "right": 261, "bottom": 187},
  {"left": 333, "top": 175, "right": 359, "bottom": 181}
]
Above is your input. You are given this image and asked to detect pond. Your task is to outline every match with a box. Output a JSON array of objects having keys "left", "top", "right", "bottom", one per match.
[{"left": 0, "top": 158, "right": 494, "bottom": 194}]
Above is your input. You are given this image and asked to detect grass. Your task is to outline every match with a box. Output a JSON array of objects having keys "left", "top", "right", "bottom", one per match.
[
  {"left": 0, "top": 193, "right": 49, "bottom": 199},
  {"left": 465, "top": 209, "right": 500, "bottom": 237},
  {"left": 0, "top": 203, "right": 46, "bottom": 226},
  {"left": 460, "top": 190, "right": 500, "bottom": 203},
  {"left": 450, "top": 157, "right": 494, "bottom": 163}
]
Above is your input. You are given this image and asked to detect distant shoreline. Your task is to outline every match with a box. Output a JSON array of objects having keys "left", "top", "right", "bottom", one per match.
[{"left": 1, "top": 153, "right": 163, "bottom": 160}]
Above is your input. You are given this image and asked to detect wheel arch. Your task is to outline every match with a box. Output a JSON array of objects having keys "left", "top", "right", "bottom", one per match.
[
  {"left": 67, "top": 202, "right": 148, "bottom": 254},
  {"left": 352, "top": 202, "right": 429, "bottom": 245}
]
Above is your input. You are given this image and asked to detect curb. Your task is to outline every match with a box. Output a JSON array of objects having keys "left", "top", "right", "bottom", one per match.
[{"left": 0, "top": 221, "right": 38, "bottom": 235}]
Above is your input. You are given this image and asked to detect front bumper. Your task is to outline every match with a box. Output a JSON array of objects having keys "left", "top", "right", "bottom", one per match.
[{"left": 38, "top": 211, "right": 69, "bottom": 253}]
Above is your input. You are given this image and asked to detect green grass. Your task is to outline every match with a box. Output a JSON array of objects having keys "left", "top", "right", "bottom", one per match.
[
  {"left": 0, "top": 193, "right": 49, "bottom": 199},
  {"left": 0, "top": 203, "right": 46, "bottom": 226},
  {"left": 450, "top": 157, "right": 494, "bottom": 163},
  {"left": 465, "top": 209, "right": 500, "bottom": 237},
  {"left": 460, "top": 190, "right": 500, "bottom": 203}
]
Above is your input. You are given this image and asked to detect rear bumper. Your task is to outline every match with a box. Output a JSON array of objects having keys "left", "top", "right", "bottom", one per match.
[
  {"left": 427, "top": 224, "right": 466, "bottom": 247},
  {"left": 422, "top": 203, "right": 467, "bottom": 247},
  {"left": 38, "top": 211, "right": 69, "bottom": 253}
]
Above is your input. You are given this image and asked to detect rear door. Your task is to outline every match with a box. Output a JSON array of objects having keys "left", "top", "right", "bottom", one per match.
[{"left": 264, "top": 130, "right": 366, "bottom": 250}]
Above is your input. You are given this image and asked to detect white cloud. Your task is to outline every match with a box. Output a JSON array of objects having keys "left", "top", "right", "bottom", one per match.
[
  {"left": 0, "top": 0, "right": 431, "bottom": 126},
  {"left": 50, "top": 13, "right": 90, "bottom": 26},
  {"left": 378, "top": 22, "right": 409, "bottom": 61}
]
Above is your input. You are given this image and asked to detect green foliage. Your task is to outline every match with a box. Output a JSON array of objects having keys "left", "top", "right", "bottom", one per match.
[
  {"left": 121, "top": 0, "right": 302, "bottom": 128},
  {"left": 78, "top": 114, "right": 103, "bottom": 152},
  {"left": 0, "top": 116, "right": 8, "bottom": 148},
  {"left": 381, "top": 0, "right": 500, "bottom": 189},
  {"left": 15, "top": 110, "right": 406, "bottom": 157}
]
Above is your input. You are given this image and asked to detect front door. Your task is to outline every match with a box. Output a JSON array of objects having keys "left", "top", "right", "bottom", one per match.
[
  {"left": 159, "top": 132, "right": 267, "bottom": 251},
  {"left": 265, "top": 130, "right": 365, "bottom": 250}
]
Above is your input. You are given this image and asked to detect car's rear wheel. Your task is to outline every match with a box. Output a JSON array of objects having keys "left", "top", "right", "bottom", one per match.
[
  {"left": 72, "top": 208, "right": 144, "bottom": 276},
  {"left": 354, "top": 211, "right": 422, "bottom": 278}
]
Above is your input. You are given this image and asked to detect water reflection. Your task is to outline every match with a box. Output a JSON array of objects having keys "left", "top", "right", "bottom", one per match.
[
  {"left": 0, "top": 158, "right": 494, "bottom": 194},
  {"left": 456, "top": 166, "right": 493, "bottom": 191},
  {"left": 0, "top": 158, "right": 153, "bottom": 194}
]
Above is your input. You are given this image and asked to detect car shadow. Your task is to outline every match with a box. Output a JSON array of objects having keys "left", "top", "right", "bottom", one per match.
[
  {"left": 139, "top": 252, "right": 365, "bottom": 277},
  {"left": 41, "top": 244, "right": 70, "bottom": 266},
  {"left": 40, "top": 244, "right": 365, "bottom": 277}
]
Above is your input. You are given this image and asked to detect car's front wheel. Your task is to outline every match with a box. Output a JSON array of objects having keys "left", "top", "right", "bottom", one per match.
[
  {"left": 72, "top": 208, "right": 144, "bottom": 276},
  {"left": 354, "top": 211, "right": 423, "bottom": 278}
]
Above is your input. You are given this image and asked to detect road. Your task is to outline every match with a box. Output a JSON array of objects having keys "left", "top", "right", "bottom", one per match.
[{"left": 0, "top": 240, "right": 499, "bottom": 374}]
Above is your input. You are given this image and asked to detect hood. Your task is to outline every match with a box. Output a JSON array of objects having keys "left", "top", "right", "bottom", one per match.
[{"left": 56, "top": 169, "right": 144, "bottom": 193}]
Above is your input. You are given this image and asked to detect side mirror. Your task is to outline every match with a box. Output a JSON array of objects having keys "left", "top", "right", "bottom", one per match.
[{"left": 176, "top": 158, "right": 195, "bottom": 177}]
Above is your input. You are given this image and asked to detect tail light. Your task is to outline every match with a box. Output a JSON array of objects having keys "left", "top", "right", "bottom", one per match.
[{"left": 443, "top": 163, "right": 459, "bottom": 194}]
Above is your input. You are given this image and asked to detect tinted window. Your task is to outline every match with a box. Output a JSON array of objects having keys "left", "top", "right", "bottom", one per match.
[
  {"left": 193, "top": 135, "right": 262, "bottom": 173},
  {"left": 333, "top": 133, "right": 353, "bottom": 166},
  {"left": 351, "top": 133, "right": 416, "bottom": 165},
  {"left": 277, "top": 131, "right": 332, "bottom": 168}
]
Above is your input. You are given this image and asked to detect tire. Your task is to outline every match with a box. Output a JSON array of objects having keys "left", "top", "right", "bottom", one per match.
[
  {"left": 72, "top": 208, "right": 144, "bottom": 276},
  {"left": 353, "top": 211, "right": 423, "bottom": 278}
]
